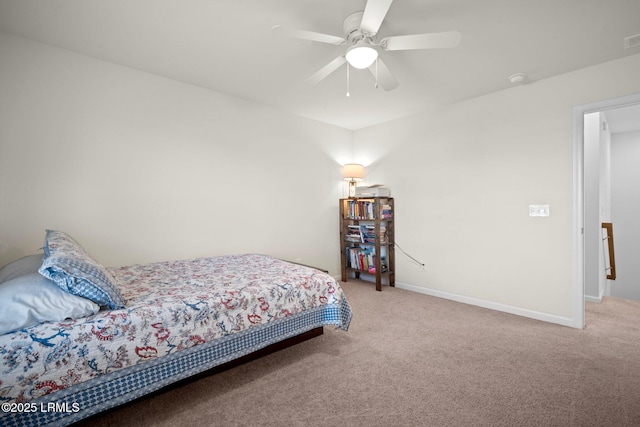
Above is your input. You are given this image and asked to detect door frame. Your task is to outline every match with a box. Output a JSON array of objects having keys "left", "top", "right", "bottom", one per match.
[{"left": 573, "top": 91, "right": 640, "bottom": 328}]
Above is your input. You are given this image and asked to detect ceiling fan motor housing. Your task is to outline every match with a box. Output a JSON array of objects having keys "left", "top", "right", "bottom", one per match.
[{"left": 343, "top": 11, "right": 372, "bottom": 44}]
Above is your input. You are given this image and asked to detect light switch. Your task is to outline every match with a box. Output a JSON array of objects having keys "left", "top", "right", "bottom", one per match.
[{"left": 529, "top": 205, "right": 550, "bottom": 217}]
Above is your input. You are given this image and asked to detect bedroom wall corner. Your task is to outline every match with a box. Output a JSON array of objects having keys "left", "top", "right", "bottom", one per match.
[
  {"left": 0, "top": 32, "right": 352, "bottom": 275},
  {"left": 352, "top": 52, "right": 640, "bottom": 326}
]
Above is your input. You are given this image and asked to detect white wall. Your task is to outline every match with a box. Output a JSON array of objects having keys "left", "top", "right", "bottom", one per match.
[
  {"left": 2, "top": 30, "right": 640, "bottom": 328},
  {"left": 610, "top": 130, "right": 640, "bottom": 300},
  {"left": 0, "top": 33, "right": 352, "bottom": 272},
  {"left": 354, "top": 53, "right": 640, "bottom": 325}
]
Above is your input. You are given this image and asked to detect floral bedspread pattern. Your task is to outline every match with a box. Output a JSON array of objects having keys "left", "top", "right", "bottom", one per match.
[{"left": 0, "top": 254, "right": 351, "bottom": 404}]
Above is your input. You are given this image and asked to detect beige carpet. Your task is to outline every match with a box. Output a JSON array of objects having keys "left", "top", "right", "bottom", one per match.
[{"left": 78, "top": 280, "right": 640, "bottom": 427}]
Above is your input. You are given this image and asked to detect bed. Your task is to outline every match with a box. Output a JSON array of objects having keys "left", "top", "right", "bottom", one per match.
[{"left": 0, "top": 230, "right": 352, "bottom": 427}]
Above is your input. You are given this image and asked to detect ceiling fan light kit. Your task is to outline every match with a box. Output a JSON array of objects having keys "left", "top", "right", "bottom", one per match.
[
  {"left": 346, "top": 42, "right": 378, "bottom": 69},
  {"left": 274, "top": 0, "right": 462, "bottom": 94}
]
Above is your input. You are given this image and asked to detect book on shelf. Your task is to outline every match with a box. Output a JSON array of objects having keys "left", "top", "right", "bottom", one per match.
[
  {"left": 346, "top": 224, "right": 388, "bottom": 244},
  {"left": 363, "top": 224, "right": 388, "bottom": 244},
  {"left": 381, "top": 203, "right": 393, "bottom": 219},
  {"left": 361, "top": 225, "right": 374, "bottom": 243},
  {"left": 346, "top": 248, "right": 389, "bottom": 273},
  {"left": 346, "top": 225, "right": 364, "bottom": 242},
  {"left": 346, "top": 200, "right": 376, "bottom": 220},
  {"left": 345, "top": 199, "right": 393, "bottom": 220}
]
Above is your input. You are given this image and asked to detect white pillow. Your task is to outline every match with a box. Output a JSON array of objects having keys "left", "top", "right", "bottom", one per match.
[
  {"left": 0, "top": 254, "right": 43, "bottom": 283},
  {"left": 0, "top": 273, "right": 100, "bottom": 335}
]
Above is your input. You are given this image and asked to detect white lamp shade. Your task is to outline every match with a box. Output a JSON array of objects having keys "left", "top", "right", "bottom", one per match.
[
  {"left": 342, "top": 163, "right": 365, "bottom": 181},
  {"left": 345, "top": 43, "right": 378, "bottom": 69}
]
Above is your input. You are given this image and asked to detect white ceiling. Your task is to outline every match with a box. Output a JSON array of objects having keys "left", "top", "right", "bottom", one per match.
[{"left": 1, "top": 0, "right": 639, "bottom": 130}]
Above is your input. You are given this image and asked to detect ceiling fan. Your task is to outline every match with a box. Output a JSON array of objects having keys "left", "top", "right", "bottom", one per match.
[{"left": 272, "top": 0, "right": 461, "bottom": 92}]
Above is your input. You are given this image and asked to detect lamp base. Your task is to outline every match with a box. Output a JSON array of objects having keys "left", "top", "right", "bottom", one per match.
[{"left": 348, "top": 180, "right": 357, "bottom": 198}]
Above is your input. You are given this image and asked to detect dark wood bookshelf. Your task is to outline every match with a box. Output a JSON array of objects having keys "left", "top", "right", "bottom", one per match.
[{"left": 339, "top": 197, "right": 395, "bottom": 291}]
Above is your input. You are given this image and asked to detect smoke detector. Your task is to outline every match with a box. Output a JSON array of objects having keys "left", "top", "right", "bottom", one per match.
[
  {"left": 509, "top": 73, "right": 526, "bottom": 84},
  {"left": 624, "top": 34, "right": 640, "bottom": 49}
]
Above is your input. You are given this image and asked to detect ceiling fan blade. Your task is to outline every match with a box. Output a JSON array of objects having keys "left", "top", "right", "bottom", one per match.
[
  {"left": 382, "top": 31, "right": 462, "bottom": 51},
  {"left": 369, "top": 58, "right": 398, "bottom": 91},
  {"left": 360, "top": 0, "right": 394, "bottom": 36},
  {"left": 305, "top": 55, "right": 347, "bottom": 86},
  {"left": 272, "top": 25, "right": 345, "bottom": 45}
]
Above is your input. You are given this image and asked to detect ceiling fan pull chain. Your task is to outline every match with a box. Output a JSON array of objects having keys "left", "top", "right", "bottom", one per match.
[
  {"left": 346, "top": 62, "right": 351, "bottom": 97},
  {"left": 375, "top": 57, "right": 379, "bottom": 89}
]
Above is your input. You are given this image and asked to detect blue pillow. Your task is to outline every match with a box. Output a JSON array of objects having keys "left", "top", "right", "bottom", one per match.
[{"left": 39, "top": 230, "right": 125, "bottom": 309}]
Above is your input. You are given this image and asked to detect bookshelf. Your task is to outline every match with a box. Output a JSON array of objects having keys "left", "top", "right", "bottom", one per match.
[{"left": 339, "top": 197, "right": 395, "bottom": 291}]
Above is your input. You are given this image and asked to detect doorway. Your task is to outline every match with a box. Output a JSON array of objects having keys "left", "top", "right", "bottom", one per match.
[
  {"left": 606, "top": 105, "right": 640, "bottom": 300},
  {"left": 573, "top": 92, "right": 640, "bottom": 328}
]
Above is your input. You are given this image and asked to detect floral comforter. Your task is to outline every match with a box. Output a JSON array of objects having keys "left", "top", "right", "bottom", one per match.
[{"left": 0, "top": 254, "right": 351, "bottom": 404}]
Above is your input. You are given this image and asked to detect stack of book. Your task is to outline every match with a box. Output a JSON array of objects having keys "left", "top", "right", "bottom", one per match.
[
  {"left": 346, "top": 225, "right": 363, "bottom": 242},
  {"left": 346, "top": 224, "right": 387, "bottom": 244},
  {"left": 381, "top": 203, "right": 393, "bottom": 219},
  {"left": 360, "top": 225, "right": 376, "bottom": 243},
  {"left": 363, "top": 224, "right": 389, "bottom": 244}
]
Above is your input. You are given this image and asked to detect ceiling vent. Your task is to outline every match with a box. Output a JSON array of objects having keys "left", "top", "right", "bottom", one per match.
[{"left": 624, "top": 34, "right": 640, "bottom": 49}]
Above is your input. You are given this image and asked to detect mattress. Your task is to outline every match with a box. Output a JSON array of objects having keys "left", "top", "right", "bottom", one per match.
[{"left": 0, "top": 253, "right": 352, "bottom": 426}]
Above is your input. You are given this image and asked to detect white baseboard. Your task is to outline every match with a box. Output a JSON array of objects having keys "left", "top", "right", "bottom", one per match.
[
  {"left": 584, "top": 291, "right": 604, "bottom": 303},
  {"left": 395, "top": 281, "right": 581, "bottom": 329}
]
